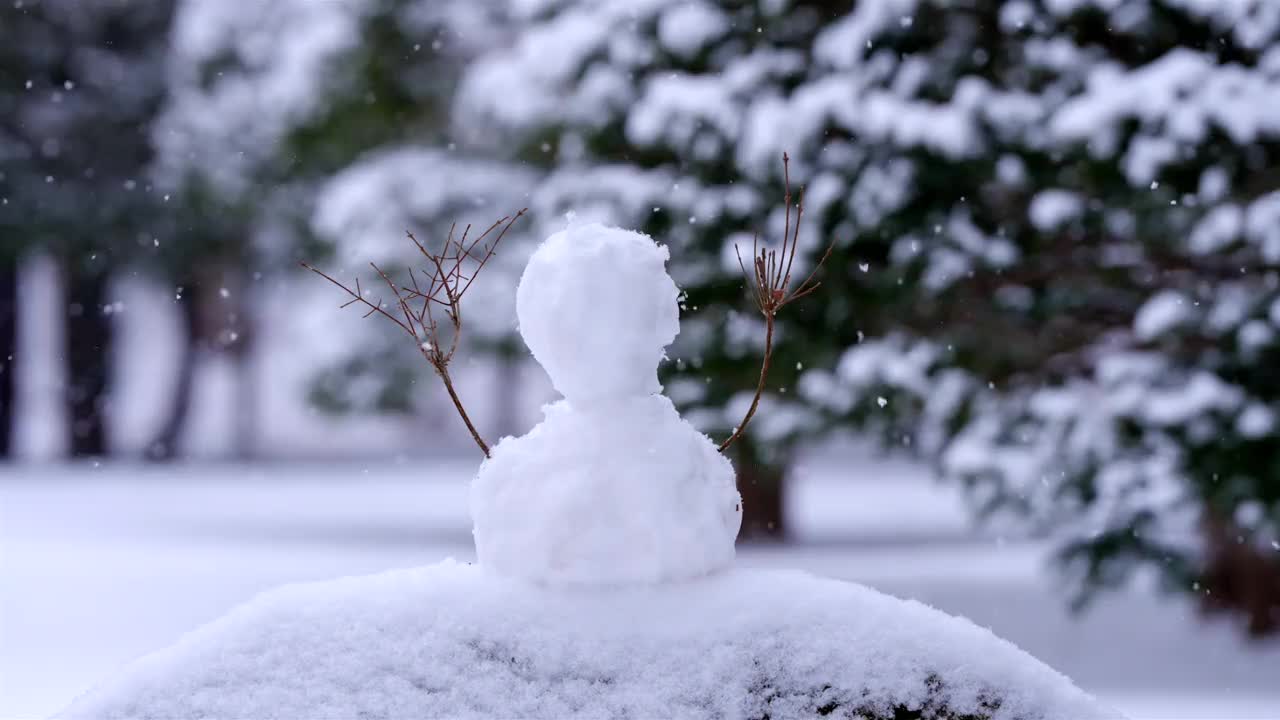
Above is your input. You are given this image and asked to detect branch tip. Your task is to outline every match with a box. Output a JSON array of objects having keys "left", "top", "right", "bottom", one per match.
[
  {"left": 302, "top": 208, "right": 528, "bottom": 457},
  {"left": 720, "top": 153, "right": 834, "bottom": 454}
]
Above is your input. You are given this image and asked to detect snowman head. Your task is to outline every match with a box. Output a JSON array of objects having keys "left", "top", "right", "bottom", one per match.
[{"left": 516, "top": 224, "right": 680, "bottom": 406}]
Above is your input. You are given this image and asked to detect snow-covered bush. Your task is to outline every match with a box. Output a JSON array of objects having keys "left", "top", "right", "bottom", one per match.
[{"left": 456, "top": 0, "right": 1280, "bottom": 635}]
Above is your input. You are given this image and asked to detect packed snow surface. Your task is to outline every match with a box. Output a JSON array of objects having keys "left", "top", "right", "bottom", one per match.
[
  {"left": 515, "top": 222, "right": 680, "bottom": 406},
  {"left": 61, "top": 562, "right": 1117, "bottom": 720},
  {"left": 480, "top": 222, "right": 740, "bottom": 585}
]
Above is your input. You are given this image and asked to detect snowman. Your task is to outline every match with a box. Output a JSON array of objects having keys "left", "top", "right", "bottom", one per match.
[{"left": 471, "top": 222, "right": 743, "bottom": 586}]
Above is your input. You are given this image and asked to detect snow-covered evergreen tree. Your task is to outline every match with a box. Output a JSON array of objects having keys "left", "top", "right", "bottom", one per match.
[
  {"left": 156, "top": 0, "right": 532, "bottom": 438},
  {"left": 458, "top": 0, "right": 1280, "bottom": 634},
  {"left": 0, "top": 0, "right": 176, "bottom": 456}
]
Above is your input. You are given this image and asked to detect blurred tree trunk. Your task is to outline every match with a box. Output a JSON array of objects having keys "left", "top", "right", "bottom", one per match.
[
  {"left": 147, "top": 280, "right": 200, "bottom": 461},
  {"left": 1200, "top": 509, "right": 1280, "bottom": 637},
  {"left": 734, "top": 437, "right": 787, "bottom": 540},
  {"left": 63, "top": 266, "right": 112, "bottom": 457},
  {"left": 0, "top": 259, "right": 16, "bottom": 458}
]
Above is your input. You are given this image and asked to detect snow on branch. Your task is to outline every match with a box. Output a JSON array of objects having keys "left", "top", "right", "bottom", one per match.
[{"left": 302, "top": 209, "right": 528, "bottom": 457}]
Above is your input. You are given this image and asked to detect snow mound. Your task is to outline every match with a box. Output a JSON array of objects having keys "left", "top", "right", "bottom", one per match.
[
  {"left": 61, "top": 562, "right": 1118, "bottom": 720},
  {"left": 473, "top": 395, "right": 740, "bottom": 585},
  {"left": 515, "top": 223, "right": 680, "bottom": 406}
]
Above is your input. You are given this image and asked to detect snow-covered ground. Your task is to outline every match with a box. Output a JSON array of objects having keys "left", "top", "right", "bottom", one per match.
[{"left": 3, "top": 456, "right": 1278, "bottom": 719}]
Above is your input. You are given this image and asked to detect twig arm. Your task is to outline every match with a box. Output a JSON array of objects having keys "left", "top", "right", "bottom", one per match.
[
  {"left": 718, "top": 314, "right": 774, "bottom": 453},
  {"left": 301, "top": 208, "right": 526, "bottom": 459},
  {"left": 718, "top": 152, "right": 832, "bottom": 454},
  {"left": 429, "top": 347, "right": 490, "bottom": 457}
]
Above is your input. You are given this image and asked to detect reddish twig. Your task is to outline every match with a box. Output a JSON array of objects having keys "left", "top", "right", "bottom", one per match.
[
  {"left": 720, "top": 153, "right": 835, "bottom": 453},
  {"left": 302, "top": 208, "right": 528, "bottom": 457}
]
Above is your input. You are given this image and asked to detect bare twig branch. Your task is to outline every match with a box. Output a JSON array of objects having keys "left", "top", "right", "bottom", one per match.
[
  {"left": 720, "top": 153, "right": 835, "bottom": 454},
  {"left": 301, "top": 207, "right": 528, "bottom": 457},
  {"left": 300, "top": 262, "right": 416, "bottom": 336}
]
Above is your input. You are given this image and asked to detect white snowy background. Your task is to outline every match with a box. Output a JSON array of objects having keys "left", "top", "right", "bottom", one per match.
[{"left": 3, "top": 267, "right": 1279, "bottom": 719}]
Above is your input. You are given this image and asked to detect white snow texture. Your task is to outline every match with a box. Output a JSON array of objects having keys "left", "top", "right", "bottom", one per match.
[
  {"left": 477, "top": 223, "right": 740, "bottom": 585},
  {"left": 61, "top": 563, "right": 1117, "bottom": 720}
]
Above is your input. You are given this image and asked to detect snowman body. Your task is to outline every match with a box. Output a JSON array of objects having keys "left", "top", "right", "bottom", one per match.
[{"left": 471, "top": 223, "right": 742, "bottom": 585}]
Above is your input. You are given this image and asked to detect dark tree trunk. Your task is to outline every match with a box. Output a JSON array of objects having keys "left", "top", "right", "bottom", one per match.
[
  {"left": 64, "top": 268, "right": 113, "bottom": 457},
  {"left": 0, "top": 259, "right": 17, "bottom": 458},
  {"left": 147, "top": 282, "right": 199, "bottom": 461},
  {"left": 1200, "top": 510, "right": 1280, "bottom": 637},
  {"left": 734, "top": 438, "right": 787, "bottom": 540}
]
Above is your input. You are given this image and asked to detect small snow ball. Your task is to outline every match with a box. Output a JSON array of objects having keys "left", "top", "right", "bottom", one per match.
[{"left": 516, "top": 223, "right": 680, "bottom": 406}]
